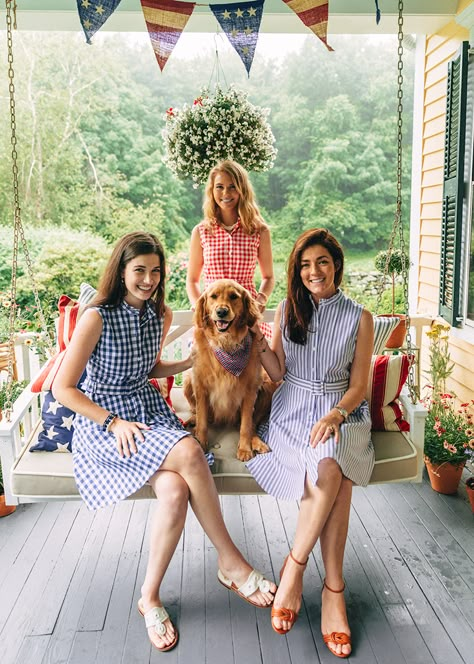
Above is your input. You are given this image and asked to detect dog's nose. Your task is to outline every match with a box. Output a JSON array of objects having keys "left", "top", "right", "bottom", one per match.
[{"left": 216, "top": 306, "right": 229, "bottom": 318}]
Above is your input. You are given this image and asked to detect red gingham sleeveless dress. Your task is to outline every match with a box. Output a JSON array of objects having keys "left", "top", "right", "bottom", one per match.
[{"left": 197, "top": 220, "right": 272, "bottom": 338}]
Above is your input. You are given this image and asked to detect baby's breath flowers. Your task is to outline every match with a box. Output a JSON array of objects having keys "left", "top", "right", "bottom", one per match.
[{"left": 162, "top": 85, "right": 277, "bottom": 186}]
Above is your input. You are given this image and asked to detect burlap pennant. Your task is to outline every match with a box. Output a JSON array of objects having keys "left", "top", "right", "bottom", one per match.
[
  {"left": 76, "top": 0, "right": 123, "bottom": 44},
  {"left": 282, "top": 0, "right": 334, "bottom": 52},
  {"left": 140, "top": 0, "right": 196, "bottom": 71}
]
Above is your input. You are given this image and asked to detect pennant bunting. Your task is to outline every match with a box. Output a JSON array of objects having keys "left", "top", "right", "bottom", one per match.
[
  {"left": 375, "top": 0, "right": 381, "bottom": 25},
  {"left": 140, "top": 0, "right": 196, "bottom": 72},
  {"left": 76, "top": 0, "right": 123, "bottom": 45},
  {"left": 210, "top": 1, "right": 265, "bottom": 75},
  {"left": 282, "top": 0, "right": 334, "bottom": 52}
]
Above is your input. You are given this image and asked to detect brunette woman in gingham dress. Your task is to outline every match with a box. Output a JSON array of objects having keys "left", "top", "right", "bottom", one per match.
[
  {"left": 187, "top": 159, "right": 274, "bottom": 337},
  {"left": 247, "top": 229, "right": 375, "bottom": 659},
  {"left": 54, "top": 232, "right": 275, "bottom": 653}
]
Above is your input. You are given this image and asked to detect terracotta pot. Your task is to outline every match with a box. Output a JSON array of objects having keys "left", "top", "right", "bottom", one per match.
[
  {"left": 424, "top": 458, "right": 465, "bottom": 494},
  {"left": 466, "top": 481, "right": 474, "bottom": 513},
  {"left": 0, "top": 493, "right": 16, "bottom": 518},
  {"left": 380, "top": 314, "right": 407, "bottom": 349}
]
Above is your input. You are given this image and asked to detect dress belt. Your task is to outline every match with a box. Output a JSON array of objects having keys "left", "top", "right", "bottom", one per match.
[
  {"left": 284, "top": 373, "right": 348, "bottom": 394},
  {"left": 83, "top": 377, "right": 149, "bottom": 396}
]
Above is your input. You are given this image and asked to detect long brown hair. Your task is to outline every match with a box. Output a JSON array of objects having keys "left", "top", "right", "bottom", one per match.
[
  {"left": 285, "top": 228, "right": 344, "bottom": 344},
  {"left": 94, "top": 232, "right": 166, "bottom": 318},
  {"left": 202, "top": 160, "right": 264, "bottom": 234}
]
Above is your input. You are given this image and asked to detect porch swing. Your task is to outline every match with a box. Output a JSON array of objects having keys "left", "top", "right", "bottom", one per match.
[{"left": 0, "top": 1, "right": 428, "bottom": 506}]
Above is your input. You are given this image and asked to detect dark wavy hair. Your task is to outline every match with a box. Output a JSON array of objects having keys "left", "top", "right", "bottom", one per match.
[
  {"left": 93, "top": 232, "right": 166, "bottom": 318},
  {"left": 285, "top": 228, "right": 344, "bottom": 344}
]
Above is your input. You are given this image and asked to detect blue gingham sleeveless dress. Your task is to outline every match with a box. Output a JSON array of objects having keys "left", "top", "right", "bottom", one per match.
[
  {"left": 247, "top": 291, "right": 375, "bottom": 500},
  {"left": 72, "top": 301, "right": 188, "bottom": 510}
]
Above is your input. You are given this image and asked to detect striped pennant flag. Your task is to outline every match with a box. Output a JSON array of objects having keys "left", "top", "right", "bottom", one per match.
[
  {"left": 140, "top": 0, "right": 196, "bottom": 71},
  {"left": 76, "top": 0, "right": 123, "bottom": 45},
  {"left": 282, "top": 0, "right": 334, "bottom": 52}
]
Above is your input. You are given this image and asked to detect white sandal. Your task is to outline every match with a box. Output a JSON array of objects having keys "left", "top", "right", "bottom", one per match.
[
  {"left": 137, "top": 599, "right": 178, "bottom": 652},
  {"left": 217, "top": 568, "right": 274, "bottom": 607}
]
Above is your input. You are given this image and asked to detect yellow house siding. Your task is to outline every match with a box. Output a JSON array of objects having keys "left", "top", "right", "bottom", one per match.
[{"left": 417, "top": 10, "right": 474, "bottom": 401}]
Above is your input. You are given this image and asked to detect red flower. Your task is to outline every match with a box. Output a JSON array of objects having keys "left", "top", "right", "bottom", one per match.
[
  {"left": 166, "top": 107, "right": 175, "bottom": 117},
  {"left": 193, "top": 96, "right": 203, "bottom": 106}
]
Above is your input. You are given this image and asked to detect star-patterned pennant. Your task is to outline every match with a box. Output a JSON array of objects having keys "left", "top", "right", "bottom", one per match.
[
  {"left": 375, "top": 0, "right": 381, "bottom": 25},
  {"left": 76, "top": 0, "right": 123, "bottom": 45},
  {"left": 210, "top": 1, "right": 265, "bottom": 76},
  {"left": 140, "top": 0, "right": 196, "bottom": 72},
  {"left": 281, "top": 0, "right": 334, "bottom": 52}
]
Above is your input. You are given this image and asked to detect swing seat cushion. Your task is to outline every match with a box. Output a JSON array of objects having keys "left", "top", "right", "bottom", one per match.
[{"left": 10, "top": 388, "right": 419, "bottom": 500}]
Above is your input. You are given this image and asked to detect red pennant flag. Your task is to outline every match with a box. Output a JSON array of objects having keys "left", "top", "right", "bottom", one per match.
[
  {"left": 282, "top": 0, "right": 334, "bottom": 52},
  {"left": 140, "top": 0, "right": 196, "bottom": 71}
]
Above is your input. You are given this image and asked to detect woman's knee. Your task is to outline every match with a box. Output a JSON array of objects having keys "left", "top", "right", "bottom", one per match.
[
  {"left": 318, "top": 458, "right": 343, "bottom": 482},
  {"left": 171, "top": 435, "right": 208, "bottom": 471},
  {"left": 152, "top": 470, "right": 190, "bottom": 509}
]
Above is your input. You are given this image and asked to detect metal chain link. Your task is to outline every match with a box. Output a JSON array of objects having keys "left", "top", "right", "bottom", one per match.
[
  {"left": 374, "top": 1, "right": 417, "bottom": 402},
  {"left": 4, "top": 0, "right": 54, "bottom": 421}
]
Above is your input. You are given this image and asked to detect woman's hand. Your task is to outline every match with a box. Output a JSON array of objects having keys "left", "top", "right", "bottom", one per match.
[
  {"left": 309, "top": 412, "right": 343, "bottom": 447},
  {"left": 108, "top": 418, "right": 150, "bottom": 458}
]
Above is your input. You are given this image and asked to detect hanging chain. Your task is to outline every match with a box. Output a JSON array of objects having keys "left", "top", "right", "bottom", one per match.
[{"left": 4, "top": 0, "right": 54, "bottom": 421}]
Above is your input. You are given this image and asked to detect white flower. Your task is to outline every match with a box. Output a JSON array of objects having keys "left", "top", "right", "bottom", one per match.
[{"left": 162, "top": 85, "right": 277, "bottom": 184}]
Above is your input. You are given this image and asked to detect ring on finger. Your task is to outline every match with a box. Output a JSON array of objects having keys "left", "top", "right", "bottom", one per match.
[{"left": 328, "top": 425, "right": 335, "bottom": 434}]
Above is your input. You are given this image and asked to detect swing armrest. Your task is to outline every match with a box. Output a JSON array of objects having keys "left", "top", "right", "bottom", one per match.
[
  {"left": 399, "top": 388, "right": 427, "bottom": 483},
  {"left": 0, "top": 382, "right": 42, "bottom": 506}
]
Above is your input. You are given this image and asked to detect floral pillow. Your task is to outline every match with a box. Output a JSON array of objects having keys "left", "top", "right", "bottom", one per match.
[{"left": 367, "top": 354, "right": 410, "bottom": 431}]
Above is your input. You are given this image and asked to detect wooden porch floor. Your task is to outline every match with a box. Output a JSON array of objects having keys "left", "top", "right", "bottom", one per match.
[{"left": 1, "top": 471, "right": 473, "bottom": 664}]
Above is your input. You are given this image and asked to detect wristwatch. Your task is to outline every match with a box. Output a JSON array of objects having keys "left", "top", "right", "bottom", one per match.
[
  {"left": 102, "top": 412, "right": 118, "bottom": 432},
  {"left": 334, "top": 406, "right": 348, "bottom": 421}
]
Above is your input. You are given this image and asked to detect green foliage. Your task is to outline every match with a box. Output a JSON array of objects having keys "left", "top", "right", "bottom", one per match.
[
  {"left": 166, "top": 251, "right": 190, "bottom": 309},
  {"left": 374, "top": 249, "right": 405, "bottom": 275}
]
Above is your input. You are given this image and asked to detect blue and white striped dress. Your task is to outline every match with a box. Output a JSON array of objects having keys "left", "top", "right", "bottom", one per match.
[
  {"left": 72, "top": 300, "right": 188, "bottom": 510},
  {"left": 247, "top": 291, "right": 375, "bottom": 500}
]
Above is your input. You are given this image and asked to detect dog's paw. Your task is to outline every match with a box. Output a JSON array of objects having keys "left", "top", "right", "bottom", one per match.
[
  {"left": 183, "top": 416, "right": 196, "bottom": 428},
  {"left": 251, "top": 436, "right": 270, "bottom": 455},
  {"left": 236, "top": 446, "right": 253, "bottom": 462}
]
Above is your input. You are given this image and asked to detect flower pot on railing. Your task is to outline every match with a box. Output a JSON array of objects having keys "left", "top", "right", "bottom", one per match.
[
  {"left": 381, "top": 314, "right": 407, "bottom": 349},
  {"left": 424, "top": 458, "right": 465, "bottom": 494}
]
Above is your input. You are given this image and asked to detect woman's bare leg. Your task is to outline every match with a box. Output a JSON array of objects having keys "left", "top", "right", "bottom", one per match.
[
  {"left": 319, "top": 476, "right": 352, "bottom": 657},
  {"left": 160, "top": 436, "right": 276, "bottom": 605},
  {"left": 272, "top": 458, "right": 343, "bottom": 632},
  {"left": 140, "top": 470, "right": 189, "bottom": 649}
]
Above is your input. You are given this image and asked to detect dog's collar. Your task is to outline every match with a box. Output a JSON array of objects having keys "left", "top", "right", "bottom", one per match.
[{"left": 210, "top": 332, "right": 252, "bottom": 377}]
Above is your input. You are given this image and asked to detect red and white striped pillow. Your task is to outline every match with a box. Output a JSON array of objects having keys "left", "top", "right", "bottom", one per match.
[
  {"left": 31, "top": 296, "right": 86, "bottom": 392},
  {"left": 367, "top": 354, "right": 410, "bottom": 431}
]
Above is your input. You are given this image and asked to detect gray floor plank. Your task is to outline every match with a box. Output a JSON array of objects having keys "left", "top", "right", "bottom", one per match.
[
  {"left": 67, "top": 632, "right": 100, "bottom": 664},
  {"left": 13, "top": 635, "right": 51, "bottom": 664},
  {"left": 0, "top": 502, "right": 45, "bottom": 559},
  {"left": 94, "top": 500, "right": 149, "bottom": 663},
  {"left": 77, "top": 500, "right": 135, "bottom": 632}
]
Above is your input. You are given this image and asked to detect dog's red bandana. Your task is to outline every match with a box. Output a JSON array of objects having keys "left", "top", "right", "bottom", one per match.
[{"left": 211, "top": 332, "right": 252, "bottom": 377}]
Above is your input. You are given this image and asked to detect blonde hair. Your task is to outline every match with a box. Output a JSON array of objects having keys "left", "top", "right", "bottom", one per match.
[{"left": 202, "top": 160, "right": 263, "bottom": 235}]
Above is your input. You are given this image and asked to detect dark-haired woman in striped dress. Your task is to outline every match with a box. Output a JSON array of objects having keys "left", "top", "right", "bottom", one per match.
[{"left": 247, "top": 228, "right": 375, "bottom": 659}]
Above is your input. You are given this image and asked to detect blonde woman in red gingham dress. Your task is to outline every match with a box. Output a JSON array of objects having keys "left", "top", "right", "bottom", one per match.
[{"left": 187, "top": 160, "right": 274, "bottom": 338}]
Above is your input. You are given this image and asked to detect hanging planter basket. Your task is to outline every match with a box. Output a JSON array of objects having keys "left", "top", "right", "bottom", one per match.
[{"left": 162, "top": 85, "right": 277, "bottom": 186}]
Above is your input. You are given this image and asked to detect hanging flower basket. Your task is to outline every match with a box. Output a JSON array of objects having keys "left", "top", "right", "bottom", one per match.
[{"left": 162, "top": 85, "right": 277, "bottom": 186}]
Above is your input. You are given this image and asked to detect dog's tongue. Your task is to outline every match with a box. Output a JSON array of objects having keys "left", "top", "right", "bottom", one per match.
[{"left": 216, "top": 320, "right": 231, "bottom": 331}]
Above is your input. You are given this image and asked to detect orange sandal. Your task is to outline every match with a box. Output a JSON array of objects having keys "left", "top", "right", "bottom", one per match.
[
  {"left": 321, "top": 580, "right": 352, "bottom": 658},
  {"left": 271, "top": 550, "right": 308, "bottom": 635}
]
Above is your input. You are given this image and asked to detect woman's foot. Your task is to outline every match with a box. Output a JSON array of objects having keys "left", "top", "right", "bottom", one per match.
[
  {"left": 138, "top": 597, "right": 178, "bottom": 651},
  {"left": 217, "top": 557, "right": 276, "bottom": 608},
  {"left": 321, "top": 580, "right": 352, "bottom": 658},
  {"left": 271, "top": 551, "right": 307, "bottom": 633}
]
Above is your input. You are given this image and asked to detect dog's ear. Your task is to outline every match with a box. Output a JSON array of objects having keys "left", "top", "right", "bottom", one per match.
[
  {"left": 242, "top": 290, "right": 261, "bottom": 328},
  {"left": 193, "top": 293, "right": 207, "bottom": 329}
]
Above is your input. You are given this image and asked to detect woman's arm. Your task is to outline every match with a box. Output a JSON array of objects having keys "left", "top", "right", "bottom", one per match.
[
  {"left": 149, "top": 305, "right": 193, "bottom": 378},
  {"left": 255, "top": 224, "right": 275, "bottom": 309},
  {"left": 253, "top": 303, "right": 286, "bottom": 382},
  {"left": 309, "top": 308, "right": 374, "bottom": 446},
  {"left": 186, "top": 226, "right": 204, "bottom": 307},
  {"left": 53, "top": 309, "right": 150, "bottom": 458}
]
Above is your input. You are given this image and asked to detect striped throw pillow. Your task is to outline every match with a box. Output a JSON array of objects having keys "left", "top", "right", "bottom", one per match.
[
  {"left": 372, "top": 316, "right": 401, "bottom": 354},
  {"left": 367, "top": 354, "right": 410, "bottom": 431}
]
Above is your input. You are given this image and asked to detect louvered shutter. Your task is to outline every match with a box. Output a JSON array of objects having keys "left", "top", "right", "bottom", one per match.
[{"left": 439, "top": 42, "right": 469, "bottom": 326}]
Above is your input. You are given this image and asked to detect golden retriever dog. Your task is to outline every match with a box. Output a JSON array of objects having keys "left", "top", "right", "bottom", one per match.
[{"left": 184, "top": 279, "right": 276, "bottom": 462}]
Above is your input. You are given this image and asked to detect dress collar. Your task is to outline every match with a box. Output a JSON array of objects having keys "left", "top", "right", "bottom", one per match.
[{"left": 311, "top": 289, "right": 343, "bottom": 309}]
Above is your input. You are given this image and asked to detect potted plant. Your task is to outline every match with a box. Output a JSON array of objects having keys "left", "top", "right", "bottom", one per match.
[
  {"left": 0, "top": 462, "right": 16, "bottom": 517},
  {"left": 0, "top": 378, "right": 27, "bottom": 517},
  {"left": 421, "top": 322, "right": 474, "bottom": 494},
  {"left": 374, "top": 249, "right": 407, "bottom": 348}
]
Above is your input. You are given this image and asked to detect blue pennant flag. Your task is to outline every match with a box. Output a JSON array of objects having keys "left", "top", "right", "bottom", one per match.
[
  {"left": 210, "top": 0, "right": 265, "bottom": 75},
  {"left": 76, "top": 0, "right": 123, "bottom": 44}
]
